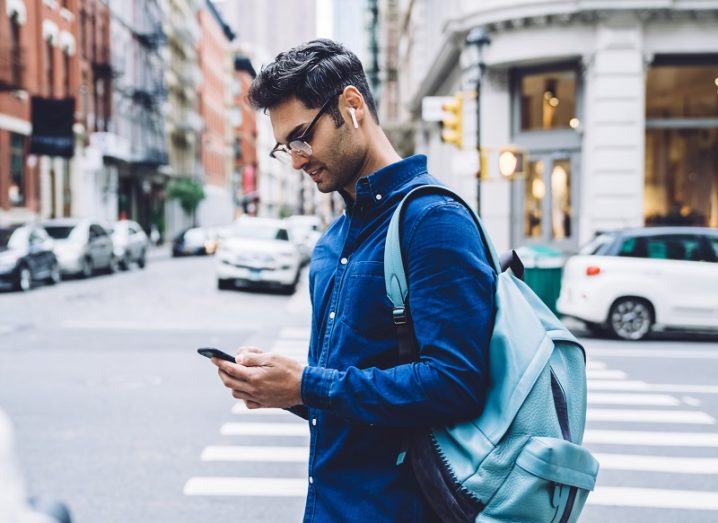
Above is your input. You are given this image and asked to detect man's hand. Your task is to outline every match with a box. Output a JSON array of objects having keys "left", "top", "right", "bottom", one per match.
[{"left": 211, "top": 346, "right": 305, "bottom": 409}]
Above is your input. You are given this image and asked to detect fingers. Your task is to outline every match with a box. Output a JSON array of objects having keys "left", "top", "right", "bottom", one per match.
[{"left": 244, "top": 400, "right": 261, "bottom": 409}]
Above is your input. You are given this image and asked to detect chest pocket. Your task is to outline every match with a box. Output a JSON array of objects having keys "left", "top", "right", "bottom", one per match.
[{"left": 340, "top": 260, "right": 395, "bottom": 340}]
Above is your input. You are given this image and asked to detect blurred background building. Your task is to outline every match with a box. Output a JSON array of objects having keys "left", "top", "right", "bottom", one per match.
[{"left": 371, "top": 0, "right": 718, "bottom": 252}]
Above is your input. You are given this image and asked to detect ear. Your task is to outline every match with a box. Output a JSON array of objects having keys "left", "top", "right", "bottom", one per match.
[{"left": 341, "top": 85, "right": 366, "bottom": 128}]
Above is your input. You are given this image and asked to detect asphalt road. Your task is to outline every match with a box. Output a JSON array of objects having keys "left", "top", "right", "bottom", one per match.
[{"left": 1, "top": 253, "right": 717, "bottom": 522}]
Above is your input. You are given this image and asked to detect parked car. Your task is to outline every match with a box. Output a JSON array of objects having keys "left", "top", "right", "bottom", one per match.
[
  {"left": 108, "top": 220, "right": 149, "bottom": 270},
  {"left": 43, "top": 219, "right": 117, "bottom": 278},
  {"left": 216, "top": 217, "right": 301, "bottom": 293},
  {"left": 286, "top": 215, "right": 322, "bottom": 265},
  {"left": 172, "top": 227, "right": 209, "bottom": 257},
  {"left": 557, "top": 227, "right": 718, "bottom": 340},
  {"left": 203, "top": 226, "right": 233, "bottom": 255},
  {"left": 0, "top": 224, "right": 61, "bottom": 291}
]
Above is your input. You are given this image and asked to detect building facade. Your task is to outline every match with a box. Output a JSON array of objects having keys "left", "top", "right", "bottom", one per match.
[
  {"left": 161, "top": 0, "right": 202, "bottom": 237},
  {"left": 195, "top": 0, "right": 234, "bottom": 226},
  {"left": 385, "top": 0, "right": 718, "bottom": 253}
]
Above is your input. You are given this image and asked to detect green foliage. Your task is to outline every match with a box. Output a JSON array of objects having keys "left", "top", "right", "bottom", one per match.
[{"left": 166, "top": 178, "right": 205, "bottom": 215}]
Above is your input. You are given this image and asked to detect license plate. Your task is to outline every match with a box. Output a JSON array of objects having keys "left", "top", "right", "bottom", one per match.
[{"left": 248, "top": 268, "right": 261, "bottom": 281}]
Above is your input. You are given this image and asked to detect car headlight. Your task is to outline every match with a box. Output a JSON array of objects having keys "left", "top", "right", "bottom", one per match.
[{"left": 0, "top": 255, "right": 18, "bottom": 270}]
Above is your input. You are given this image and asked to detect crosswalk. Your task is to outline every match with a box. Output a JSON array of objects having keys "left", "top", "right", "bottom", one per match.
[
  {"left": 184, "top": 330, "right": 718, "bottom": 520},
  {"left": 184, "top": 328, "right": 311, "bottom": 503}
]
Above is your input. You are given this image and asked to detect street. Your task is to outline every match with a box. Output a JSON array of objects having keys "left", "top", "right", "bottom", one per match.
[{"left": 1, "top": 253, "right": 717, "bottom": 522}]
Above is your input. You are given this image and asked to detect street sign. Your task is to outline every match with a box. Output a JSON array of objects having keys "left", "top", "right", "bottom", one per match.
[{"left": 421, "top": 96, "right": 454, "bottom": 122}]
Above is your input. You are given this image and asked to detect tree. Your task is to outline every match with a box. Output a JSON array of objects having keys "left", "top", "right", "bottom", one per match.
[{"left": 166, "top": 178, "right": 205, "bottom": 225}]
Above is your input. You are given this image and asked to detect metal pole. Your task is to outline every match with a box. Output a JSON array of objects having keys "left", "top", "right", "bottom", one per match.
[{"left": 465, "top": 28, "right": 490, "bottom": 215}]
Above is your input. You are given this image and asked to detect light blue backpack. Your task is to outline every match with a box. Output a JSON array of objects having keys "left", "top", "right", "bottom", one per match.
[{"left": 384, "top": 185, "right": 599, "bottom": 523}]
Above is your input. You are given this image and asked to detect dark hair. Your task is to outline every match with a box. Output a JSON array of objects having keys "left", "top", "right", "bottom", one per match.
[{"left": 248, "top": 38, "right": 379, "bottom": 127}]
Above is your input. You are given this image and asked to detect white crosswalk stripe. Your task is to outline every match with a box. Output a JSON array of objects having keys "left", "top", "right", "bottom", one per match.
[
  {"left": 185, "top": 327, "right": 313, "bottom": 500},
  {"left": 583, "top": 359, "right": 718, "bottom": 517}
]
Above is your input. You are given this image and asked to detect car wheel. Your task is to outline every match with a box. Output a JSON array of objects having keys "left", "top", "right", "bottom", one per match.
[
  {"left": 81, "top": 258, "right": 93, "bottom": 279},
  {"left": 107, "top": 256, "right": 119, "bottom": 274},
  {"left": 137, "top": 251, "right": 147, "bottom": 269},
  {"left": 15, "top": 265, "right": 32, "bottom": 292},
  {"left": 217, "top": 279, "right": 233, "bottom": 290},
  {"left": 47, "top": 262, "right": 62, "bottom": 285},
  {"left": 119, "top": 254, "right": 131, "bottom": 271},
  {"left": 608, "top": 298, "right": 653, "bottom": 341}
]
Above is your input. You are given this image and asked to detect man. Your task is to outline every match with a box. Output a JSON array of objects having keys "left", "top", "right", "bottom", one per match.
[{"left": 211, "top": 39, "right": 496, "bottom": 522}]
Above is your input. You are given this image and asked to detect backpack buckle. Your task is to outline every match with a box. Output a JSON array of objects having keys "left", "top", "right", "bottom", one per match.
[{"left": 392, "top": 307, "right": 408, "bottom": 326}]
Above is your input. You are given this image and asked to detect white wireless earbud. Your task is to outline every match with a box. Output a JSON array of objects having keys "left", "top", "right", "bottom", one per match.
[{"left": 349, "top": 108, "right": 359, "bottom": 129}]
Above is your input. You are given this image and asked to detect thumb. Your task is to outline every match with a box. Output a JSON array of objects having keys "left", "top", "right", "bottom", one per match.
[{"left": 235, "top": 346, "right": 263, "bottom": 357}]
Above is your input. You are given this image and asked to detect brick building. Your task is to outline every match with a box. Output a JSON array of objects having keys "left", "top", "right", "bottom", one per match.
[{"left": 196, "top": 0, "right": 234, "bottom": 226}]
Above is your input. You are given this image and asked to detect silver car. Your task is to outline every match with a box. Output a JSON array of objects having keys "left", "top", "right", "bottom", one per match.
[
  {"left": 108, "top": 220, "right": 149, "bottom": 270},
  {"left": 43, "top": 219, "right": 117, "bottom": 278}
]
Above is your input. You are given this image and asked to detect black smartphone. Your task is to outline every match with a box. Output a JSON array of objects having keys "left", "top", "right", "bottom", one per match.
[{"left": 197, "top": 347, "right": 236, "bottom": 363}]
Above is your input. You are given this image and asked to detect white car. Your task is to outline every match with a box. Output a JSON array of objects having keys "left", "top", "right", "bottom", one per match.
[
  {"left": 216, "top": 217, "right": 301, "bottom": 294},
  {"left": 286, "top": 215, "right": 322, "bottom": 265},
  {"left": 44, "top": 219, "right": 117, "bottom": 278},
  {"left": 108, "top": 220, "right": 149, "bottom": 270},
  {"left": 557, "top": 227, "right": 718, "bottom": 340}
]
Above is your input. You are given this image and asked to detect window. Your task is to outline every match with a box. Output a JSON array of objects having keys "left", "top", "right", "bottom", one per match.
[
  {"left": 519, "top": 69, "right": 577, "bottom": 131},
  {"left": 647, "top": 66, "right": 718, "bottom": 119},
  {"left": 63, "top": 51, "right": 71, "bottom": 96},
  {"left": 10, "top": 15, "right": 21, "bottom": 86},
  {"left": 9, "top": 133, "right": 25, "bottom": 206},
  {"left": 708, "top": 236, "right": 718, "bottom": 259},
  {"left": 45, "top": 41, "right": 54, "bottom": 97},
  {"left": 618, "top": 237, "right": 645, "bottom": 258},
  {"left": 645, "top": 235, "right": 705, "bottom": 261},
  {"left": 645, "top": 62, "right": 718, "bottom": 227}
]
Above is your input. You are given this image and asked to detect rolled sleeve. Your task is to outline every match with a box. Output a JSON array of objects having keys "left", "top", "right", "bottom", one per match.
[{"left": 301, "top": 365, "right": 339, "bottom": 409}]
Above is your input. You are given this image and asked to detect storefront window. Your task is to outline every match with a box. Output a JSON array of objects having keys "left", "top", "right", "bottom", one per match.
[
  {"left": 645, "top": 128, "right": 718, "bottom": 227},
  {"left": 646, "top": 66, "right": 718, "bottom": 119},
  {"left": 520, "top": 70, "right": 577, "bottom": 131},
  {"left": 551, "top": 160, "right": 572, "bottom": 240},
  {"left": 524, "top": 160, "right": 544, "bottom": 238},
  {"left": 9, "top": 133, "right": 25, "bottom": 206}
]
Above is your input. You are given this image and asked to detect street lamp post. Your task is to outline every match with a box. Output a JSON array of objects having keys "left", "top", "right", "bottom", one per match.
[{"left": 465, "top": 28, "right": 491, "bottom": 215}]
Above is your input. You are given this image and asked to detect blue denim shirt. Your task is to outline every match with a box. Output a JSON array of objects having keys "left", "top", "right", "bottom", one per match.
[{"left": 294, "top": 155, "right": 496, "bottom": 522}]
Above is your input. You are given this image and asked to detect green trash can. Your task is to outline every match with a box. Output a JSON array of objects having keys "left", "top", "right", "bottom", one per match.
[{"left": 515, "top": 245, "right": 565, "bottom": 315}]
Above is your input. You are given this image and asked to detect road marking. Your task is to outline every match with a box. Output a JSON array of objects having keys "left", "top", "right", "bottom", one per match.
[
  {"left": 231, "top": 403, "right": 297, "bottom": 416},
  {"left": 587, "top": 409, "right": 715, "bottom": 424},
  {"left": 586, "top": 361, "right": 607, "bottom": 370},
  {"left": 587, "top": 348, "right": 718, "bottom": 359},
  {"left": 184, "top": 477, "right": 307, "bottom": 497},
  {"left": 588, "top": 380, "right": 718, "bottom": 394},
  {"left": 587, "top": 393, "right": 680, "bottom": 406},
  {"left": 588, "top": 486, "right": 718, "bottom": 511},
  {"left": 201, "top": 445, "right": 309, "bottom": 463},
  {"left": 584, "top": 429, "right": 718, "bottom": 447},
  {"left": 683, "top": 396, "right": 702, "bottom": 407},
  {"left": 220, "top": 422, "right": 309, "bottom": 437},
  {"left": 595, "top": 453, "right": 718, "bottom": 474},
  {"left": 586, "top": 369, "right": 627, "bottom": 380}
]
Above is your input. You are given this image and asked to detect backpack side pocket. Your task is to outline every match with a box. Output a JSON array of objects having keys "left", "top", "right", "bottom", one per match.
[{"left": 478, "top": 436, "right": 599, "bottom": 523}]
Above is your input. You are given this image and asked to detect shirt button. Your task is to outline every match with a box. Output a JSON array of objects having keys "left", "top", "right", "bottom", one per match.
[
  {"left": 312, "top": 418, "right": 317, "bottom": 426},
  {"left": 340, "top": 257, "right": 348, "bottom": 265},
  {"left": 309, "top": 476, "right": 314, "bottom": 484},
  {"left": 329, "top": 311, "right": 336, "bottom": 320},
  {"left": 375, "top": 194, "right": 382, "bottom": 200}
]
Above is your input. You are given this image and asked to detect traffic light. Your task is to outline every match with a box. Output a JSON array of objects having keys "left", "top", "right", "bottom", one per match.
[{"left": 441, "top": 93, "right": 463, "bottom": 149}]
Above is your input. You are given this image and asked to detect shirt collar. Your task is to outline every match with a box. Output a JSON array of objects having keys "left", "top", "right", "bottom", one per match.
[{"left": 339, "top": 154, "right": 428, "bottom": 213}]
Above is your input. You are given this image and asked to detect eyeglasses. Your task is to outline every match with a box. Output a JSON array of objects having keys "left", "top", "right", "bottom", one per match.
[{"left": 269, "top": 91, "right": 343, "bottom": 164}]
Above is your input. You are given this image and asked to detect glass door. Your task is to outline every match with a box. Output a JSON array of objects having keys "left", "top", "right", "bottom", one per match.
[{"left": 512, "top": 153, "right": 579, "bottom": 248}]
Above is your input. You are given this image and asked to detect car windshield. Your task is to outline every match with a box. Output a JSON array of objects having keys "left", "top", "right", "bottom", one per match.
[
  {"left": 579, "top": 233, "right": 614, "bottom": 255},
  {"left": 232, "top": 224, "right": 289, "bottom": 241},
  {"left": 45, "top": 225, "right": 76, "bottom": 239},
  {"left": 0, "top": 228, "right": 19, "bottom": 247}
]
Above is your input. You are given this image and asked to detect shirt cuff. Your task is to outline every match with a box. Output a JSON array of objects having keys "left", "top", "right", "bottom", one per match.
[{"left": 301, "top": 366, "right": 338, "bottom": 409}]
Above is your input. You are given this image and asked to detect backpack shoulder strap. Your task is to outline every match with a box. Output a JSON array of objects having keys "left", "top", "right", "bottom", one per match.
[{"left": 384, "top": 184, "right": 501, "bottom": 311}]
